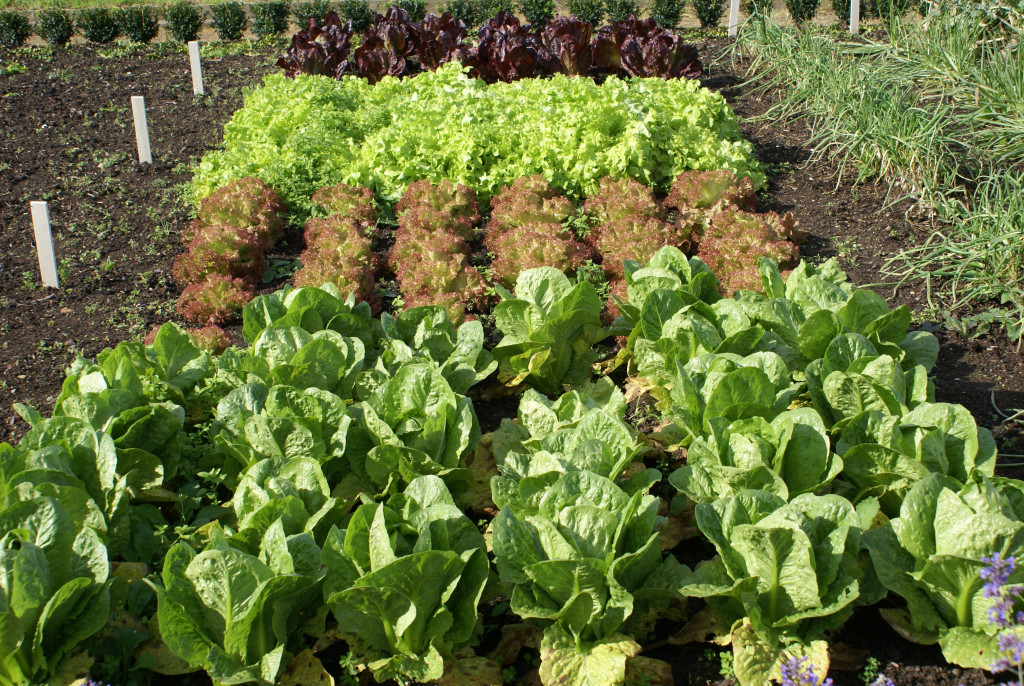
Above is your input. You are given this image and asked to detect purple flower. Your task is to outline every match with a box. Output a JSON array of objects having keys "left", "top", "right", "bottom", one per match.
[
  {"left": 870, "top": 677, "right": 895, "bottom": 686},
  {"left": 983, "top": 555, "right": 1023, "bottom": 629},
  {"left": 992, "top": 598, "right": 1017, "bottom": 628},
  {"left": 999, "top": 633, "right": 1024, "bottom": 663},
  {"left": 779, "top": 656, "right": 833, "bottom": 686},
  {"left": 982, "top": 554, "right": 1016, "bottom": 598},
  {"left": 982, "top": 552, "right": 1024, "bottom": 682}
]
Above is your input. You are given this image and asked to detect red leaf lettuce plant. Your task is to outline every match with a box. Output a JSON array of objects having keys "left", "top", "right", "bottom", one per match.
[
  {"left": 390, "top": 179, "right": 489, "bottom": 322},
  {"left": 173, "top": 177, "right": 284, "bottom": 326},
  {"left": 484, "top": 175, "right": 593, "bottom": 289},
  {"left": 295, "top": 181, "right": 383, "bottom": 311}
]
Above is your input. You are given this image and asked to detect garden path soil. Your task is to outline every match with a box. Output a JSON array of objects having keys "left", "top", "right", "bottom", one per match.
[
  {"left": 0, "top": 43, "right": 275, "bottom": 443},
  {"left": 0, "top": 37, "right": 1021, "bottom": 686}
]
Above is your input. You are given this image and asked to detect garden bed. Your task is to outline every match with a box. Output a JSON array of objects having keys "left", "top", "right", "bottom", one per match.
[
  {"left": 2, "top": 38, "right": 1019, "bottom": 453},
  {"left": 0, "top": 35, "right": 1022, "bottom": 686}
]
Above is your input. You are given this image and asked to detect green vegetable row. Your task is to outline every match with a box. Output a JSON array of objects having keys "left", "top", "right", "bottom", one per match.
[
  {"left": 601, "top": 247, "right": 1012, "bottom": 683},
  {"left": 0, "top": 252, "right": 1018, "bottom": 686},
  {"left": 191, "top": 63, "right": 764, "bottom": 219}
]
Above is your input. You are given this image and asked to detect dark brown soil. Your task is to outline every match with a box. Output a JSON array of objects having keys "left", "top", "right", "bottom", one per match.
[
  {"left": 0, "top": 36, "right": 1021, "bottom": 686},
  {"left": 0, "top": 43, "right": 276, "bottom": 443}
]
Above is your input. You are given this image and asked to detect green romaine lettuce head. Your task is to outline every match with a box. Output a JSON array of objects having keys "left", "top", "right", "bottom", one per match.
[
  {"left": 613, "top": 247, "right": 723, "bottom": 331},
  {"left": 653, "top": 351, "right": 801, "bottom": 448},
  {"left": 612, "top": 247, "right": 763, "bottom": 382},
  {"left": 489, "top": 381, "right": 657, "bottom": 506},
  {"left": 21, "top": 322, "right": 209, "bottom": 485},
  {"left": 322, "top": 476, "right": 489, "bottom": 684},
  {"left": 48, "top": 344, "right": 189, "bottom": 482},
  {"left": 231, "top": 457, "right": 348, "bottom": 547},
  {"left": 493, "top": 267, "right": 610, "bottom": 394},
  {"left": 150, "top": 521, "right": 324, "bottom": 685},
  {"left": 241, "top": 283, "right": 382, "bottom": 357},
  {"left": 670, "top": 407, "right": 841, "bottom": 504},
  {"left": 59, "top": 322, "right": 212, "bottom": 408},
  {"left": 679, "top": 491, "right": 865, "bottom": 686},
  {"left": 2, "top": 418, "right": 133, "bottom": 556},
  {"left": 628, "top": 293, "right": 769, "bottom": 387},
  {"left": 0, "top": 497, "right": 111, "bottom": 686},
  {"left": 490, "top": 377, "right": 630, "bottom": 463},
  {"left": 346, "top": 362, "right": 479, "bottom": 497},
  {"left": 244, "top": 285, "right": 497, "bottom": 394},
  {"left": 805, "top": 333, "right": 933, "bottom": 431},
  {"left": 862, "top": 473, "right": 1024, "bottom": 668},
  {"left": 243, "top": 326, "right": 366, "bottom": 399},
  {"left": 615, "top": 255, "right": 939, "bottom": 390},
  {"left": 375, "top": 306, "right": 497, "bottom": 394},
  {"left": 213, "top": 383, "right": 352, "bottom": 485},
  {"left": 833, "top": 403, "right": 997, "bottom": 516},
  {"left": 491, "top": 468, "right": 685, "bottom": 686},
  {"left": 738, "top": 258, "right": 938, "bottom": 377}
]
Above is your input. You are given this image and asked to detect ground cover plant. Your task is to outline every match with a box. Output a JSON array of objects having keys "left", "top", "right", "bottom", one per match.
[{"left": 192, "top": 61, "right": 763, "bottom": 217}]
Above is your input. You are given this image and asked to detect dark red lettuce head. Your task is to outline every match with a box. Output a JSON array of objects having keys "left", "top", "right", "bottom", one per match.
[
  {"left": 536, "top": 15, "right": 593, "bottom": 75},
  {"left": 592, "top": 15, "right": 701, "bottom": 79},
  {"left": 277, "top": 11, "right": 355, "bottom": 79},
  {"left": 469, "top": 11, "right": 553, "bottom": 83},
  {"left": 355, "top": 6, "right": 424, "bottom": 83},
  {"left": 416, "top": 12, "right": 467, "bottom": 71}
]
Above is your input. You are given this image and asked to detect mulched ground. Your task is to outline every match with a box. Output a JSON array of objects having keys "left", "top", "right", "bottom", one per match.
[{"left": 0, "top": 35, "right": 1021, "bottom": 686}]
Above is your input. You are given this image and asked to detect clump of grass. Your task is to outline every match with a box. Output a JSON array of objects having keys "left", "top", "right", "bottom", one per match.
[{"left": 734, "top": 11, "right": 1024, "bottom": 341}]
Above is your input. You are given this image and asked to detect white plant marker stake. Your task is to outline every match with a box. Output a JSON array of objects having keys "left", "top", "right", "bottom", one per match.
[
  {"left": 30, "top": 201, "right": 60, "bottom": 289},
  {"left": 850, "top": 0, "right": 860, "bottom": 34},
  {"left": 728, "top": 0, "right": 741, "bottom": 37},
  {"left": 131, "top": 96, "right": 152, "bottom": 164},
  {"left": 188, "top": 41, "right": 204, "bottom": 95}
]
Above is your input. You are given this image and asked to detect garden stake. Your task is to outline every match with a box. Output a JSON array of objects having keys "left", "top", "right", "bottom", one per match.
[
  {"left": 728, "top": 0, "right": 740, "bottom": 37},
  {"left": 850, "top": 0, "right": 859, "bottom": 34},
  {"left": 29, "top": 201, "right": 59, "bottom": 289},
  {"left": 189, "top": 41, "right": 204, "bottom": 95},
  {"left": 131, "top": 96, "right": 152, "bottom": 164}
]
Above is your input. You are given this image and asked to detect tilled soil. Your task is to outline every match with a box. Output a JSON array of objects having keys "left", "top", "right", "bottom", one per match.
[
  {"left": 0, "top": 43, "right": 275, "bottom": 442},
  {"left": 0, "top": 37, "right": 1020, "bottom": 686}
]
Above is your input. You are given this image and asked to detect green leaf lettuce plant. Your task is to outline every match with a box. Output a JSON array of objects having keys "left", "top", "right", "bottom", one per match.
[
  {"left": 322, "top": 476, "right": 491, "bottom": 683},
  {"left": 493, "top": 267, "right": 610, "bottom": 394}
]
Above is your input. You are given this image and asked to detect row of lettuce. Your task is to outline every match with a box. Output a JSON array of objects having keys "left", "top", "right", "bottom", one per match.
[
  {"left": 190, "top": 61, "right": 762, "bottom": 217},
  {"left": 279, "top": 10, "right": 702, "bottom": 85},
  {"left": 1, "top": 245, "right": 1017, "bottom": 685},
  {"left": 176, "top": 168, "right": 800, "bottom": 336}
]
